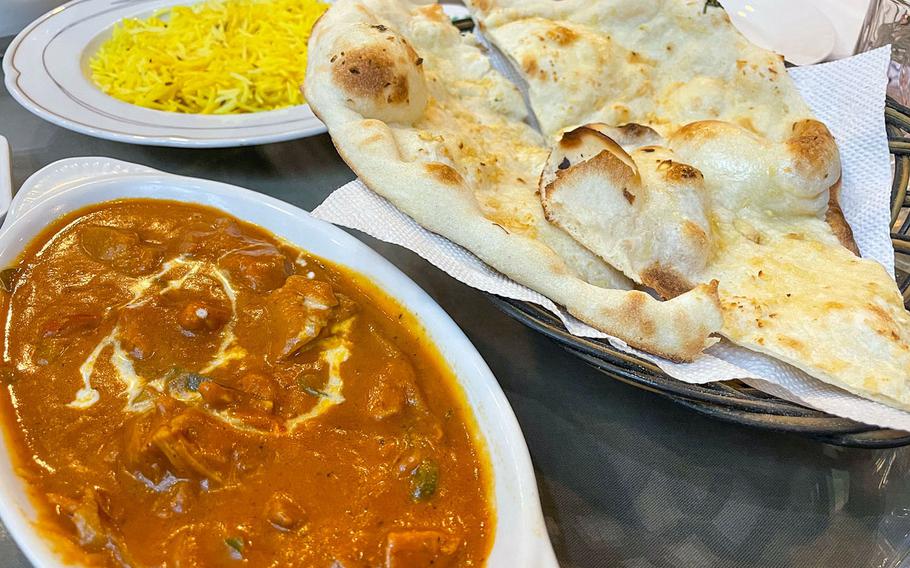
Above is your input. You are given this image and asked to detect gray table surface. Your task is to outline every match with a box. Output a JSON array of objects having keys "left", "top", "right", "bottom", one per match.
[{"left": 2, "top": 63, "right": 910, "bottom": 568}]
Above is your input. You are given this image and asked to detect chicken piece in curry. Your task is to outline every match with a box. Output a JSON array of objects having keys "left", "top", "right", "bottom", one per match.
[{"left": 0, "top": 199, "right": 493, "bottom": 567}]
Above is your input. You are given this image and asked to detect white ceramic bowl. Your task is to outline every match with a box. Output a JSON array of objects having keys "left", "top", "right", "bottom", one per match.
[{"left": 0, "top": 157, "right": 559, "bottom": 568}]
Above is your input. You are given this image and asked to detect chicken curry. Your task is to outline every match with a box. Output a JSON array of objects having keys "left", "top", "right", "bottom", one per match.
[{"left": 0, "top": 199, "right": 493, "bottom": 567}]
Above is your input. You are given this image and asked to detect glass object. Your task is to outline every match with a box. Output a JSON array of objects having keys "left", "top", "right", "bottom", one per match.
[{"left": 857, "top": 0, "right": 910, "bottom": 104}]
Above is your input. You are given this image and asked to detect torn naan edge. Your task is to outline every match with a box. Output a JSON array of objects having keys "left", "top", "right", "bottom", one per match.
[
  {"left": 539, "top": 123, "right": 711, "bottom": 299},
  {"left": 541, "top": 121, "right": 910, "bottom": 411},
  {"left": 304, "top": 0, "right": 722, "bottom": 361}
]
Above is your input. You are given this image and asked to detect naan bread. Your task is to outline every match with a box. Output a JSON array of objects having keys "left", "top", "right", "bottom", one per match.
[
  {"left": 470, "top": 0, "right": 910, "bottom": 410},
  {"left": 540, "top": 119, "right": 910, "bottom": 410},
  {"left": 304, "top": 0, "right": 723, "bottom": 361},
  {"left": 469, "top": 0, "right": 812, "bottom": 142}
]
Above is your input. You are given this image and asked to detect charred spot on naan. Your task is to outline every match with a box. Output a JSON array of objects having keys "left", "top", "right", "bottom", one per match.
[
  {"left": 328, "top": 24, "right": 428, "bottom": 123},
  {"left": 866, "top": 302, "right": 904, "bottom": 340},
  {"left": 627, "top": 51, "right": 653, "bottom": 65},
  {"left": 678, "top": 284, "right": 721, "bottom": 357},
  {"left": 657, "top": 160, "right": 703, "bottom": 183},
  {"left": 520, "top": 55, "right": 539, "bottom": 77},
  {"left": 570, "top": 123, "right": 662, "bottom": 153},
  {"left": 414, "top": 3, "right": 450, "bottom": 23},
  {"left": 551, "top": 125, "right": 638, "bottom": 169},
  {"left": 619, "top": 123, "right": 650, "bottom": 137},
  {"left": 776, "top": 335, "right": 806, "bottom": 354},
  {"left": 683, "top": 220, "right": 709, "bottom": 243},
  {"left": 424, "top": 163, "right": 464, "bottom": 186},
  {"left": 333, "top": 46, "right": 409, "bottom": 102},
  {"left": 470, "top": 0, "right": 492, "bottom": 14},
  {"left": 824, "top": 179, "right": 859, "bottom": 255},
  {"left": 640, "top": 263, "right": 696, "bottom": 299},
  {"left": 786, "top": 119, "right": 839, "bottom": 182},
  {"left": 610, "top": 123, "right": 662, "bottom": 148},
  {"left": 623, "top": 292, "right": 657, "bottom": 337},
  {"left": 555, "top": 126, "right": 589, "bottom": 150},
  {"left": 545, "top": 25, "right": 578, "bottom": 45}
]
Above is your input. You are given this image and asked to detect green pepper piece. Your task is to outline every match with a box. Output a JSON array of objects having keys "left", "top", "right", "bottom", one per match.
[
  {"left": 410, "top": 459, "right": 439, "bottom": 502},
  {"left": 225, "top": 537, "right": 244, "bottom": 559}
]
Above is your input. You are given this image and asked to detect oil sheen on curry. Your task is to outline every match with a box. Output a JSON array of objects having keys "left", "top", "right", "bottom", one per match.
[{"left": 0, "top": 199, "right": 493, "bottom": 567}]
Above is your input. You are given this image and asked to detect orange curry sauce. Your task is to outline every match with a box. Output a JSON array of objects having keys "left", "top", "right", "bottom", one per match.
[{"left": 0, "top": 199, "right": 493, "bottom": 567}]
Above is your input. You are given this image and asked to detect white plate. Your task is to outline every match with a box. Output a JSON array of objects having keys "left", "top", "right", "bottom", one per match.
[
  {"left": 0, "top": 157, "right": 559, "bottom": 567},
  {"left": 720, "top": 0, "right": 836, "bottom": 66},
  {"left": 2, "top": 0, "right": 328, "bottom": 147}
]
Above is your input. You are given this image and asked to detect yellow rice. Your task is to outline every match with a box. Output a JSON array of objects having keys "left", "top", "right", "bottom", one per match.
[{"left": 89, "top": 0, "right": 328, "bottom": 114}]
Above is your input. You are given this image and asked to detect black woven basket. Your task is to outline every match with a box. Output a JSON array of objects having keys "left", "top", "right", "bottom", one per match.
[{"left": 489, "top": 97, "right": 910, "bottom": 449}]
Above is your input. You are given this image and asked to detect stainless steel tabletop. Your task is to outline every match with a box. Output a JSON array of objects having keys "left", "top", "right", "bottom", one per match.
[{"left": 2, "top": 67, "right": 910, "bottom": 568}]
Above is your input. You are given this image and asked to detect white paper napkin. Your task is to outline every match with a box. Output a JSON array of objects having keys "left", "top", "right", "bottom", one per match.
[{"left": 313, "top": 46, "right": 910, "bottom": 431}]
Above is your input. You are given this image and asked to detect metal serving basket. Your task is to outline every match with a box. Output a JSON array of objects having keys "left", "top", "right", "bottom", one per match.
[{"left": 490, "top": 98, "right": 910, "bottom": 449}]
